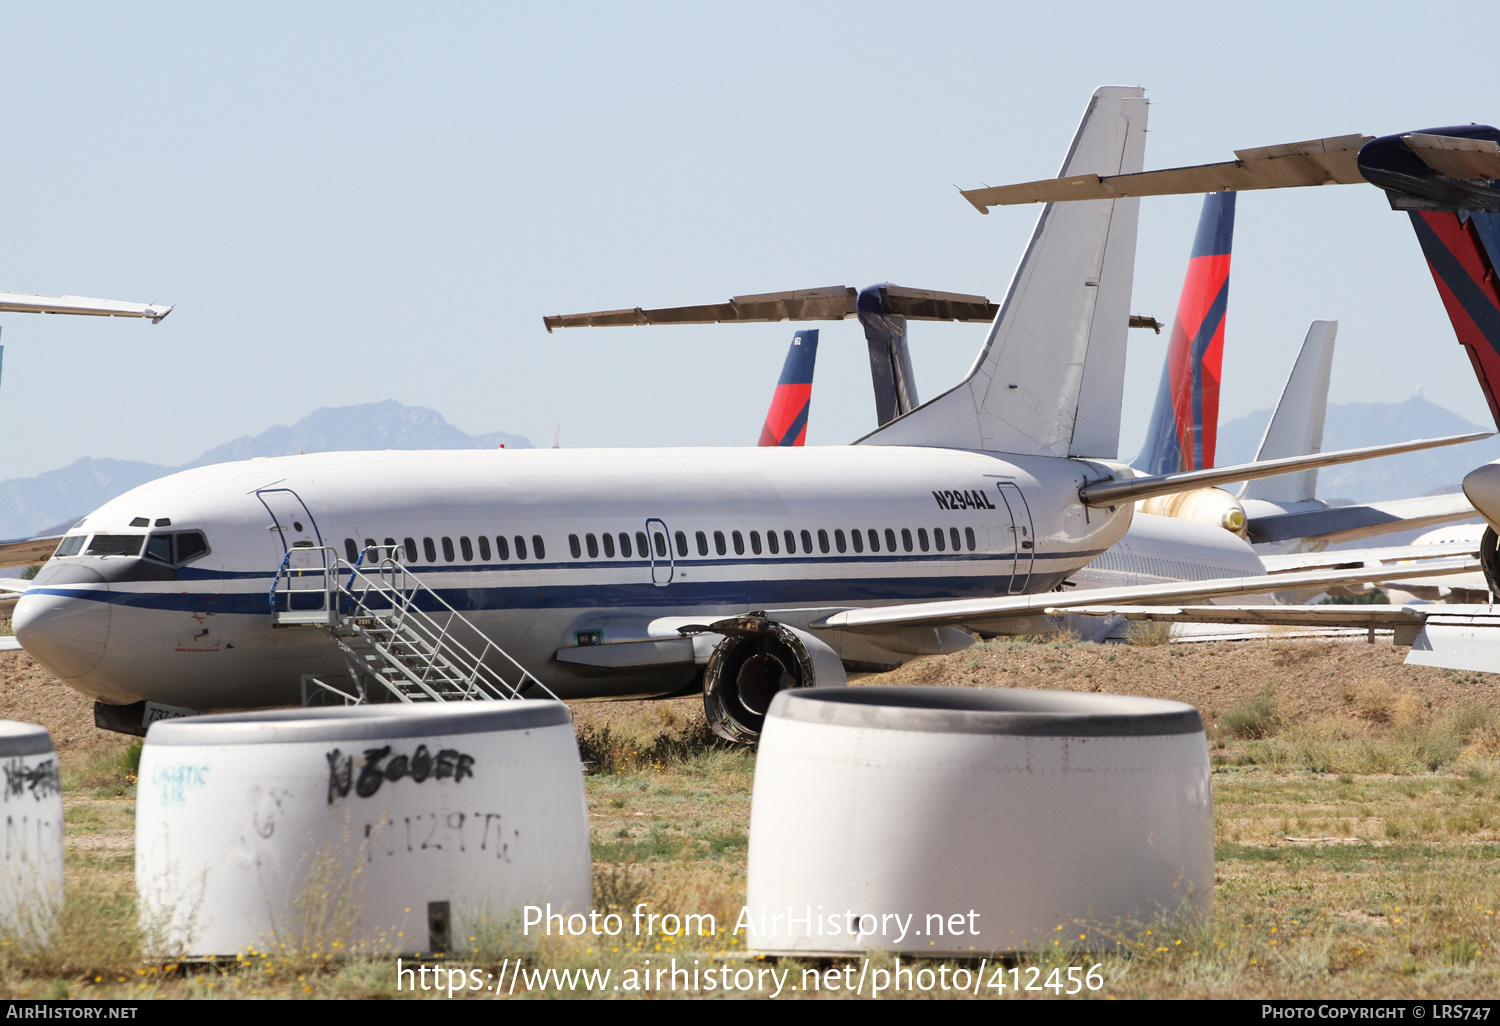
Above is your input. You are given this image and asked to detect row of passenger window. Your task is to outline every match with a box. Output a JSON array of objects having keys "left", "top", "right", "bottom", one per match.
[
  {"left": 567, "top": 526, "right": 981, "bottom": 560},
  {"left": 342, "top": 524, "right": 987, "bottom": 567},
  {"left": 343, "top": 535, "right": 546, "bottom": 565}
]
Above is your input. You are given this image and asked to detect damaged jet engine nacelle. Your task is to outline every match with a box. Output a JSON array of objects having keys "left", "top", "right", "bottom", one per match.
[{"left": 689, "top": 616, "right": 847, "bottom": 744}]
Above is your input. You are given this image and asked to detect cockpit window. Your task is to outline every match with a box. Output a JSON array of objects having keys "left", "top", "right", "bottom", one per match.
[
  {"left": 54, "top": 535, "right": 87, "bottom": 558},
  {"left": 85, "top": 534, "right": 144, "bottom": 557},
  {"left": 142, "top": 531, "right": 210, "bottom": 565},
  {"left": 176, "top": 532, "right": 208, "bottom": 563},
  {"left": 145, "top": 535, "right": 173, "bottom": 563}
]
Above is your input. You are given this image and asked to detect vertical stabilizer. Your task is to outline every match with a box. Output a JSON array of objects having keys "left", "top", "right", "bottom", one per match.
[
  {"left": 759, "top": 329, "right": 818, "bottom": 446},
  {"left": 1241, "top": 320, "right": 1338, "bottom": 503},
  {"left": 1134, "top": 193, "right": 1236, "bottom": 474},
  {"left": 858, "top": 284, "right": 920, "bottom": 426},
  {"left": 858, "top": 86, "right": 1146, "bottom": 456},
  {"left": 1407, "top": 210, "right": 1500, "bottom": 428}
]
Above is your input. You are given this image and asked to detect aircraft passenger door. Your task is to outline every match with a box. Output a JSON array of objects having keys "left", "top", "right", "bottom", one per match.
[
  {"left": 646, "top": 517, "right": 673, "bottom": 586},
  {"left": 257, "top": 488, "right": 324, "bottom": 554},
  {"left": 995, "top": 483, "right": 1034, "bottom": 594}
]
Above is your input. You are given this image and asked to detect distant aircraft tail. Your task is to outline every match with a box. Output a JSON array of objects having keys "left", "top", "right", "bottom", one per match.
[
  {"left": 859, "top": 86, "right": 1147, "bottom": 457},
  {"left": 1133, "top": 193, "right": 1236, "bottom": 475},
  {"left": 758, "top": 329, "right": 818, "bottom": 446},
  {"left": 1240, "top": 320, "right": 1338, "bottom": 504}
]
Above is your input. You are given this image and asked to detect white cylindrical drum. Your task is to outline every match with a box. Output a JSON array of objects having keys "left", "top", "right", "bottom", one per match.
[
  {"left": 746, "top": 687, "right": 1211, "bottom": 955},
  {"left": 0, "top": 723, "right": 63, "bottom": 943},
  {"left": 137, "top": 702, "right": 590, "bottom": 958}
]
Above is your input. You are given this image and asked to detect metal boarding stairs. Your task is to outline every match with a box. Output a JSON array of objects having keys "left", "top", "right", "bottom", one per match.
[{"left": 270, "top": 545, "right": 556, "bottom": 706}]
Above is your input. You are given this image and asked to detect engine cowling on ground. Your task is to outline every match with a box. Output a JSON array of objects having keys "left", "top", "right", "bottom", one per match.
[{"left": 690, "top": 616, "right": 847, "bottom": 744}]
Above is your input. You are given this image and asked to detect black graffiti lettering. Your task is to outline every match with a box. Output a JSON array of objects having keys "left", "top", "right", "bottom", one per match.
[
  {"left": 480, "top": 813, "right": 501, "bottom": 851},
  {"left": 326, "top": 750, "right": 354, "bottom": 804},
  {"left": 328, "top": 744, "right": 473, "bottom": 798},
  {"left": 410, "top": 745, "right": 432, "bottom": 782},
  {"left": 356, "top": 746, "right": 391, "bottom": 798},
  {"left": 3, "top": 758, "right": 60, "bottom": 801},
  {"left": 421, "top": 813, "right": 441, "bottom": 850},
  {"left": 448, "top": 812, "right": 466, "bottom": 853}
]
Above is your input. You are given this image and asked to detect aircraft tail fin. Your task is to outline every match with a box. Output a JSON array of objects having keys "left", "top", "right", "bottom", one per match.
[
  {"left": 1133, "top": 192, "right": 1236, "bottom": 474},
  {"left": 858, "top": 284, "right": 920, "bottom": 426},
  {"left": 858, "top": 86, "right": 1147, "bottom": 457},
  {"left": 1241, "top": 321, "right": 1339, "bottom": 503},
  {"left": 758, "top": 329, "right": 818, "bottom": 446},
  {"left": 1406, "top": 210, "right": 1500, "bottom": 427}
]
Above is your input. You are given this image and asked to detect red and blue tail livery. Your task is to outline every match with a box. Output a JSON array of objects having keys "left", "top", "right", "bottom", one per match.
[
  {"left": 1404, "top": 210, "right": 1500, "bottom": 425},
  {"left": 758, "top": 329, "right": 818, "bottom": 446},
  {"left": 1134, "top": 192, "right": 1236, "bottom": 475}
]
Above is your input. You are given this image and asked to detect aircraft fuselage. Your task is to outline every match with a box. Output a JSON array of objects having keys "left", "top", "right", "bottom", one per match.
[{"left": 13, "top": 445, "right": 1132, "bottom": 710}]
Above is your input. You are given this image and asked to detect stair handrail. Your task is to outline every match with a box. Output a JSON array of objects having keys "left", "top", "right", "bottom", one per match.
[{"left": 275, "top": 545, "right": 556, "bottom": 702}]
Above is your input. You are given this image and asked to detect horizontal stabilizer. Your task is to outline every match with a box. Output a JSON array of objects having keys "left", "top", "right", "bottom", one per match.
[
  {"left": 1081, "top": 431, "right": 1492, "bottom": 508},
  {"left": 816, "top": 557, "right": 1477, "bottom": 635},
  {"left": 1405, "top": 133, "right": 1500, "bottom": 180},
  {"left": 961, "top": 134, "right": 1371, "bottom": 211},
  {"left": 0, "top": 292, "right": 173, "bottom": 322},
  {"left": 1248, "top": 493, "right": 1477, "bottom": 546},
  {"left": 543, "top": 285, "right": 995, "bottom": 332}
]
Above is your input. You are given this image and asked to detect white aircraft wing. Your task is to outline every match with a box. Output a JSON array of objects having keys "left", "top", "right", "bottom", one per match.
[
  {"left": 815, "top": 557, "right": 1479, "bottom": 635},
  {"left": 1260, "top": 542, "right": 1481, "bottom": 574},
  {"left": 1083, "top": 432, "right": 1491, "bottom": 507},
  {"left": 0, "top": 580, "right": 30, "bottom": 595},
  {"left": 0, "top": 292, "right": 173, "bottom": 323},
  {"left": 1056, "top": 603, "right": 1429, "bottom": 629},
  {"left": 1247, "top": 493, "right": 1477, "bottom": 546}
]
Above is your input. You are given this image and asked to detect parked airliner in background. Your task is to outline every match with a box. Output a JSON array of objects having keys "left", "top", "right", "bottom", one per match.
[
  {"left": 956, "top": 101, "right": 1500, "bottom": 661},
  {"left": 7, "top": 88, "right": 1483, "bottom": 739}
]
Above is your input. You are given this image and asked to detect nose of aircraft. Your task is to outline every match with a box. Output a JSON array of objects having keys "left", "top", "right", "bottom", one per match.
[
  {"left": 13, "top": 566, "right": 111, "bottom": 680},
  {"left": 1464, "top": 462, "right": 1500, "bottom": 532}
]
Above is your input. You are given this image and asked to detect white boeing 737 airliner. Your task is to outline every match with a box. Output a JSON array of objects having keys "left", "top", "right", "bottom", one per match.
[{"left": 8, "top": 88, "right": 1481, "bottom": 739}]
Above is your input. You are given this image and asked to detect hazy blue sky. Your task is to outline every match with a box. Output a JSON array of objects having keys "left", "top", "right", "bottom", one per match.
[{"left": 0, "top": 2, "right": 1494, "bottom": 477}]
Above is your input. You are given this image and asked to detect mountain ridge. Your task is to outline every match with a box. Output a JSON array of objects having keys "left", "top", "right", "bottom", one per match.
[{"left": 0, "top": 400, "right": 532, "bottom": 540}]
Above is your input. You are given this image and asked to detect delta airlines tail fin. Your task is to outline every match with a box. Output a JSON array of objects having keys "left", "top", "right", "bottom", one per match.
[
  {"left": 1240, "top": 321, "right": 1339, "bottom": 504},
  {"left": 858, "top": 86, "right": 1147, "bottom": 457},
  {"left": 1134, "top": 193, "right": 1236, "bottom": 474},
  {"left": 1404, "top": 209, "right": 1500, "bottom": 423},
  {"left": 758, "top": 329, "right": 818, "bottom": 446}
]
